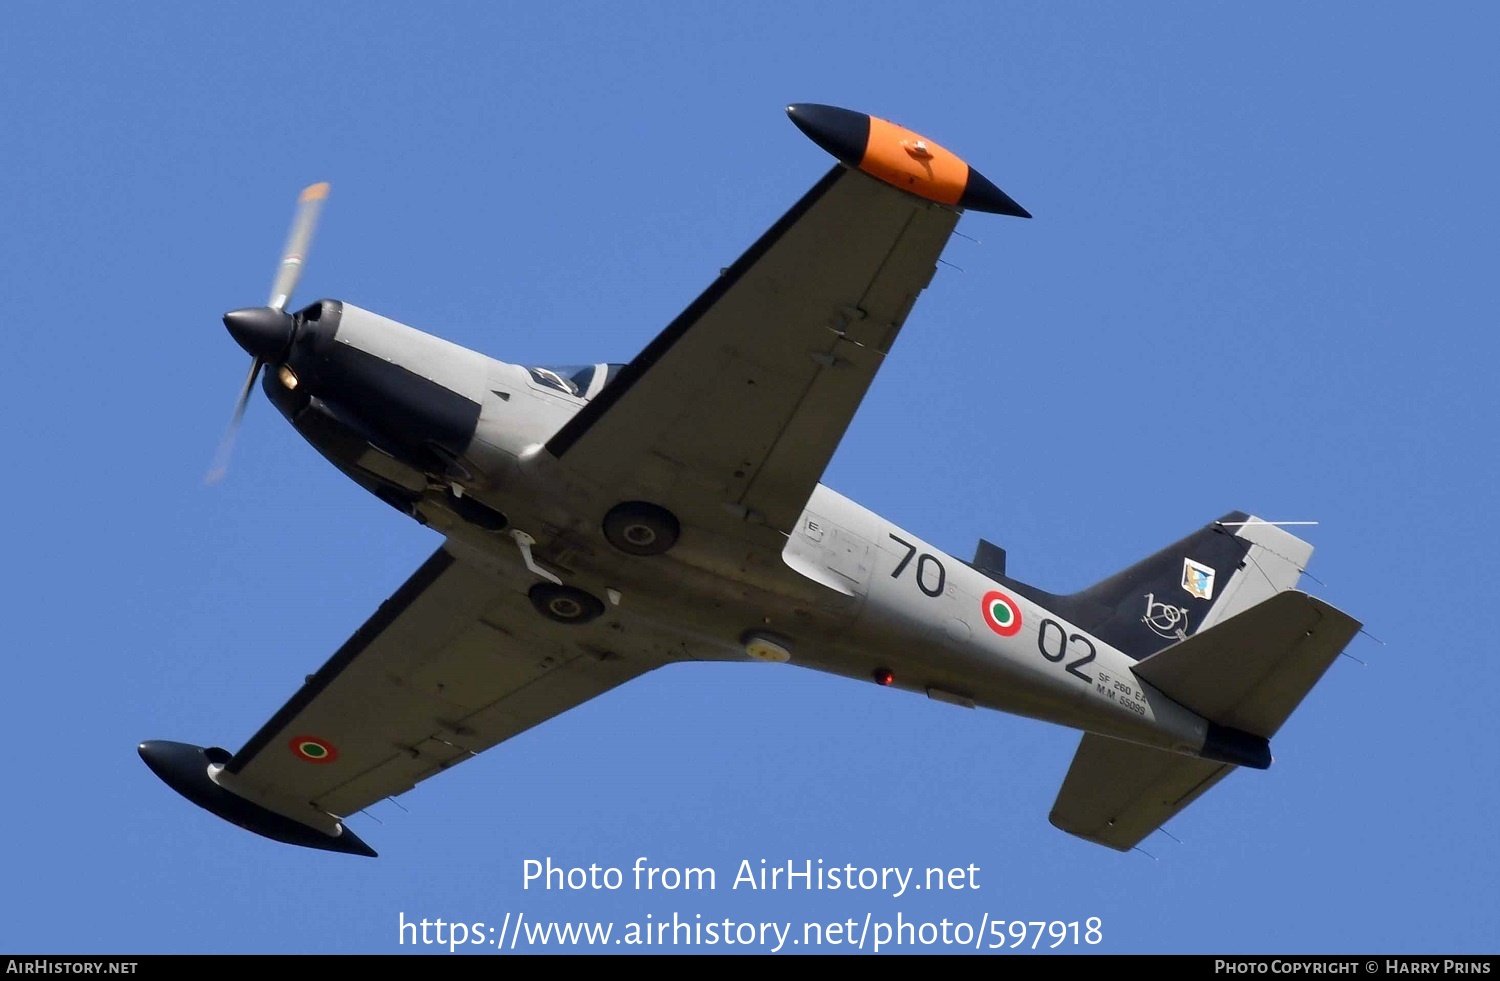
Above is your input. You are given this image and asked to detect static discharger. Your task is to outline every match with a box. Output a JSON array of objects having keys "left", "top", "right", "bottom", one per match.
[{"left": 786, "top": 104, "right": 1031, "bottom": 218}]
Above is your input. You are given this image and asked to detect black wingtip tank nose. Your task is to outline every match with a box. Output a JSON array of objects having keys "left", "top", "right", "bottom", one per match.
[{"left": 786, "top": 104, "right": 871, "bottom": 168}]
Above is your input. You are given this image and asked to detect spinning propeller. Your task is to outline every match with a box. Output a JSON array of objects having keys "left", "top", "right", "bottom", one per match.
[{"left": 206, "top": 182, "right": 330, "bottom": 484}]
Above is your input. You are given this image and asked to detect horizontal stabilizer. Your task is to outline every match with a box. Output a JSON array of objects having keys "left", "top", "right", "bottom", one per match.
[
  {"left": 1054, "top": 591, "right": 1359, "bottom": 850},
  {"left": 1050, "top": 734, "right": 1234, "bottom": 851},
  {"left": 1132, "top": 590, "right": 1361, "bottom": 738}
]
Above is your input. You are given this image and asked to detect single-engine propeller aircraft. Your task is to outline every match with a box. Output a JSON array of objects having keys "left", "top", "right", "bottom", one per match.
[{"left": 140, "top": 104, "right": 1360, "bottom": 857}]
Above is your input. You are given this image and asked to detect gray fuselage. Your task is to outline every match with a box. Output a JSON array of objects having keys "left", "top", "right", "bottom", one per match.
[{"left": 264, "top": 300, "right": 1214, "bottom": 764}]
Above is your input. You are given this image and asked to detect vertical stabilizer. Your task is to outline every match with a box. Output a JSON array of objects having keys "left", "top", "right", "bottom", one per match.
[{"left": 984, "top": 513, "right": 1315, "bottom": 660}]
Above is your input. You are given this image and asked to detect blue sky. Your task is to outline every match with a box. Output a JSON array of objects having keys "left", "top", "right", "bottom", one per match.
[{"left": 3, "top": 2, "right": 1496, "bottom": 955}]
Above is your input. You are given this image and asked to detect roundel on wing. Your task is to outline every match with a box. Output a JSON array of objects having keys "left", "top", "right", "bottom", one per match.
[
  {"left": 980, "top": 590, "right": 1023, "bottom": 637},
  {"left": 290, "top": 736, "right": 339, "bottom": 764}
]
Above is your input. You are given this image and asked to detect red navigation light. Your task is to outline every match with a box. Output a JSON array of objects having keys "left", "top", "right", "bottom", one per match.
[{"left": 872, "top": 668, "right": 894, "bottom": 687}]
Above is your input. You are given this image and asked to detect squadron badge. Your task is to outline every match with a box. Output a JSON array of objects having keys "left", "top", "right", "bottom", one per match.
[{"left": 1181, "top": 558, "right": 1215, "bottom": 600}]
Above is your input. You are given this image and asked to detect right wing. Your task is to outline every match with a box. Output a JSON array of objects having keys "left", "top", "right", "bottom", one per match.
[{"left": 222, "top": 546, "right": 670, "bottom": 824}]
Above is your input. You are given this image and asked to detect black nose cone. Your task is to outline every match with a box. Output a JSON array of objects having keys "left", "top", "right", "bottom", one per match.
[{"left": 223, "top": 306, "right": 295, "bottom": 362}]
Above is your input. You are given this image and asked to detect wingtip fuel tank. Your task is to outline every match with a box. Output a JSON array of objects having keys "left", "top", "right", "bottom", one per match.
[{"left": 786, "top": 103, "right": 1030, "bottom": 218}]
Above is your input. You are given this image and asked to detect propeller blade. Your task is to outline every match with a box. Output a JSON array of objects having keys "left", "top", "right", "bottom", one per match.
[
  {"left": 205, "top": 357, "right": 263, "bottom": 484},
  {"left": 267, "top": 182, "right": 330, "bottom": 312},
  {"left": 208, "top": 183, "right": 330, "bottom": 485}
]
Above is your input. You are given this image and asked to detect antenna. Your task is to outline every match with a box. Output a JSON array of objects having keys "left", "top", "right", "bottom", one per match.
[{"left": 1215, "top": 520, "right": 1319, "bottom": 528}]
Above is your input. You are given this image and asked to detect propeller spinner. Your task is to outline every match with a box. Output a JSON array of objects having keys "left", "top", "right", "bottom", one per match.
[{"left": 206, "top": 182, "right": 330, "bottom": 484}]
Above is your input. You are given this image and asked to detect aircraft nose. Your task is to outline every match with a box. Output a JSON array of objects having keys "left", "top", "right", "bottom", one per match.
[{"left": 223, "top": 306, "right": 295, "bottom": 363}]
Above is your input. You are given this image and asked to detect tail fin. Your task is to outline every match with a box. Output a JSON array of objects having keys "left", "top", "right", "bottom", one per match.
[
  {"left": 983, "top": 512, "right": 1315, "bottom": 660},
  {"left": 1050, "top": 590, "right": 1361, "bottom": 850}
]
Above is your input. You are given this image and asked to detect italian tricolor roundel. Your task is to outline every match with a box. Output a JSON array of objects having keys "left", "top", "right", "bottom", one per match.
[
  {"left": 290, "top": 736, "right": 338, "bottom": 764},
  {"left": 980, "top": 590, "right": 1023, "bottom": 637}
]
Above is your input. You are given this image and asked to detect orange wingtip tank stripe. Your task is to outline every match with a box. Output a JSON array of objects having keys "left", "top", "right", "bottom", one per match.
[
  {"left": 299, "top": 182, "right": 331, "bottom": 202},
  {"left": 858, "top": 116, "right": 970, "bottom": 207}
]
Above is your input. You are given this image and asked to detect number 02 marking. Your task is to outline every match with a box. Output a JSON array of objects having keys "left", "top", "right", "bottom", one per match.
[{"left": 1037, "top": 618, "right": 1096, "bottom": 683}]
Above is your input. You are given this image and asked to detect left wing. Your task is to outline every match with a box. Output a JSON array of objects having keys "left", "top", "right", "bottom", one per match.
[
  {"left": 545, "top": 108, "right": 1025, "bottom": 539},
  {"left": 547, "top": 165, "right": 956, "bottom": 537}
]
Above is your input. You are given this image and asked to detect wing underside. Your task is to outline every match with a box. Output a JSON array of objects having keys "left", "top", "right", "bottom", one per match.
[
  {"left": 546, "top": 165, "right": 964, "bottom": 538},
  {"left": 224, "top": 547, "right": 668, "bottom": 820}
]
